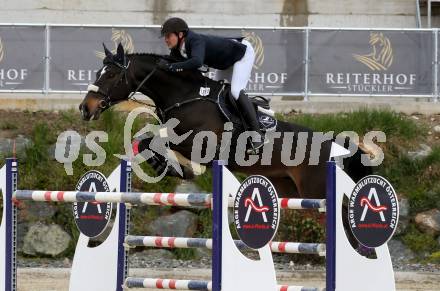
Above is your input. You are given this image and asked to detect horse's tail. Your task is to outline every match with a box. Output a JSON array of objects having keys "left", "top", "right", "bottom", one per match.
[
  {"left": 339, "top": 136, "right": 373, "bottom": 183},
  {"left": 344, "top": 147, "right": 373, "bottom": 183}
]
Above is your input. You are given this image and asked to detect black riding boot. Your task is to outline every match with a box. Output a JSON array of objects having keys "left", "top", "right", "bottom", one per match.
[{"left": 236, "top": 90, "right": 264, "bottom": 153}]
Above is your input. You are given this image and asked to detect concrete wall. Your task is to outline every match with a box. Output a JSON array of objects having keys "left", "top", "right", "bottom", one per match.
[
  {"left": 0, "top": 0, "right": 425, "bottom": 28},
  {"left": 0, "top": 0, "right": 298, "bottom": 26},
  {"left": 307, "top": 0, "right": 416, "bottom": 27}
]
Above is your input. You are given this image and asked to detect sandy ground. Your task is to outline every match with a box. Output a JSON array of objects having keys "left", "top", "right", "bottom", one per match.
[{"left": 16, "top": 268, "right": 440, "bottom": 291}]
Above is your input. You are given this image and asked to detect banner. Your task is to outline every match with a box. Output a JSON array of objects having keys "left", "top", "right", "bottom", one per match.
[
  {"left": 308, "top": 30, "right": 434, "bottom": 95},
  {"left": 0, "top": 26, "right": 45, "bottom": 90},
  {"left": 0, "top": 25, "right": 437, "bottom": 97}
]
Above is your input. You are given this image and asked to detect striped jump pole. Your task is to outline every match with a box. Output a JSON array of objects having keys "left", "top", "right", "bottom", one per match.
[
  {"left": 124, "top": 277, "right": 323, "bottom": 291},
  {"left": 13, "top": 191, "right": 213, "bottom": 207},
  {"left": 125, "top": 278, "right": 211, "bottom": 290},
  {"left": 125, "top": 236, "right": 326, "bottom": 256},
  {"left": 13, "top": 191, "right": 325, "bottom": 210}
]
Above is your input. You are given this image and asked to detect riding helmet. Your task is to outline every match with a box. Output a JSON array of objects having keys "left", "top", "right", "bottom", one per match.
[{"left": 160, "top": 17, "right": 189, "bottom": 37}]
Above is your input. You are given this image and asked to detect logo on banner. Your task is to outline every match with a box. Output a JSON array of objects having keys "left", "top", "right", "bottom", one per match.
[
  {"left": 73, "top": 170, "right": 112, "bottom": 238},
  {"left": 326, "top": 32, "right": 417, "bottom": 94},
  {"left": 348, "top": 175, "right": 399, "bottom": 248},
  {"left": 95, "top": 29, "right": 135, "bottom": 59},
  {"left": 353, "top": 32, "right": 393, "bottom": 71},
  {"left": 68, "top": 28, "right": 135, "bottom": 87},
  {"left": 233, "top": 175, "right": 280, "bottom": 249},
  {"left": 0, "top": 36, "right": 28, "bottom": 88},
  {"left": 243, "top": 31, "right": 265, "bottom": 69},
  {"left": 207, "top": 31, "right": 287, "bottom": 93}
]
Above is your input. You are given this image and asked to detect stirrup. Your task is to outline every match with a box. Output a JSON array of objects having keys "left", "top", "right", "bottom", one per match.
[
  {"left": 246, "top": 144, "right": 263, "bottom": 154},
  {"left": 246, "top": 137, "right": 266, "bottom": 154}
]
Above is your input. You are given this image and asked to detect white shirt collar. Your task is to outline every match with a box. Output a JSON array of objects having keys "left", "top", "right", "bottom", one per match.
[{"left": 180, "top": 40, "right": 188, "bottom": 58}]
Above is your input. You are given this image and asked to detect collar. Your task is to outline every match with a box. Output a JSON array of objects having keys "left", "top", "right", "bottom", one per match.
[{"left": 179, "top": 40, "right": 187, "bottom": 58}]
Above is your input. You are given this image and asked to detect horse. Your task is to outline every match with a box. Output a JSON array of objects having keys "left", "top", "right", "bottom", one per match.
[{"left": 79, "top": 43, "right": 371, "bottom": 200}]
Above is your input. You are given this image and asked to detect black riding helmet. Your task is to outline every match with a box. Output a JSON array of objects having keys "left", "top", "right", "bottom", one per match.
[{"left": 160, "top": 17, "right": 189, "bottom": 37}]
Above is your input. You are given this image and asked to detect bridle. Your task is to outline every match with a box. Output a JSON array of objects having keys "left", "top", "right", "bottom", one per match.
[
  {"left": 87, "top": 59, "right": 131, "bottom": 110},
  {"left": 87, "top": 57, "right": 158, "bottom": 111}
]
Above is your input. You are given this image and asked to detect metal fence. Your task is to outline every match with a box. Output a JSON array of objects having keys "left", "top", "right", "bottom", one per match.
[{"left": 0, "top": 24, "right": 438, "bottom": 102}]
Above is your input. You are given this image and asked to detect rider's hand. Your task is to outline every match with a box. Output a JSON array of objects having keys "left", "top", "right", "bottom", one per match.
[{"left": 157, "top": 59, "right": 173, "bottom": 72}]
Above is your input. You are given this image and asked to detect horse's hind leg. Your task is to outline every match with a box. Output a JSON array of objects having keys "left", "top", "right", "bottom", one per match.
[
  {"left": 286, "top": 164, "right": 327, "bottom": 199},
  {"left": 266, "top": 176, "right": 299, "bottom": 198}
]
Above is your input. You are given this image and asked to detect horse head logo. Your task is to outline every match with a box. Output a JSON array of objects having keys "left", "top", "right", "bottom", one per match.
[
  {"left": 95, "top": 29, "right": 134, "bottom": 59},
  {"left": 242, "top": 31, "right": 264, "bottom": 70},
  {"left": 353, "top": 32, "right": 393, "bottom": 71},
  {"left": 0, "top": 36, "right": 4, "bottom": 63}
]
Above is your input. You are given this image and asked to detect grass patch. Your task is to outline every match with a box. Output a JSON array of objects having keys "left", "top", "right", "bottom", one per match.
[
  {"left": 378, "top": 147, "right": 440, "bottom": 214},
  {"left": 401, "top": 225, "right": 439, "bottom": 254},
  {"left": 427, "top": 251, "right": 440, "bottom": 263},
  {"left": 0, "top": 121, "right": 18, "bottom": 130},
  {"left": 281, "top": 109, "right": 421, "bottom": 140}
]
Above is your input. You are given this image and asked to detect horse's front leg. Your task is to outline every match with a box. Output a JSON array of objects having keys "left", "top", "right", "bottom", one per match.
[
  {"left": 165, "top": 131, "right": 212, "bottom": 179},
  {"left": 132, "top": 133, "right": 196, "bottom": 180}
]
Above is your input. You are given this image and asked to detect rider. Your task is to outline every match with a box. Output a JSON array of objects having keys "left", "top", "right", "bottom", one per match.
[{"left": 159, "top": 17, "right": 264, "bottom": 153}]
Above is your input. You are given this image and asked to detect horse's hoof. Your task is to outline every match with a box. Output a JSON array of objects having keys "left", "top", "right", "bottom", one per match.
[
  {"left": 166, "top": 164, "right": 195, "bottom": 179},
  {"left": 182, "top": 166, "right": 195, "bottom": 179}
]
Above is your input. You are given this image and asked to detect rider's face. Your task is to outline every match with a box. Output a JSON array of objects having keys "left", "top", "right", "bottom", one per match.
[{"left": 164, "top": 32, "right": 183, "bottom": 49}]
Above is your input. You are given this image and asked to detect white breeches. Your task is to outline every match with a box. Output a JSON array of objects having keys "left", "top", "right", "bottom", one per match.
[{"left": 215, "top": 39, "right": 255, "bottom": 99}]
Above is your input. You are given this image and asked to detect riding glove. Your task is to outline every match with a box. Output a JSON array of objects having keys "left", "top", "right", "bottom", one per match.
[{"left": 157, "top": 59, "right": 174, "bottom": 72}]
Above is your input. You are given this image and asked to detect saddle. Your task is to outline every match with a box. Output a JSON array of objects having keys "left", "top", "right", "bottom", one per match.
[{"left": 213, "top": 82, "right": 277, "bottom": 132}]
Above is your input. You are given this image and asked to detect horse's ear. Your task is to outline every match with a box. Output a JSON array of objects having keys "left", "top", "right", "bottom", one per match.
[
  {"left": 116, "top": 43, "right": 124, "bottom": 60},
  {"left": 103, "top": 43, "right": 112, "bottom": 58}
]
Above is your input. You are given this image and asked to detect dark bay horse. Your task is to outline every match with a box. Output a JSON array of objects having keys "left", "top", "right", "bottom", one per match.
[{"left": 79, "top": 44, "right": 371, "bottom": 200}]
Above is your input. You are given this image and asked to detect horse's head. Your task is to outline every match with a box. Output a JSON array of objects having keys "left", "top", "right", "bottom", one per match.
[{"left": 79, "top": 43, "right": 132, "bottom": 120}]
